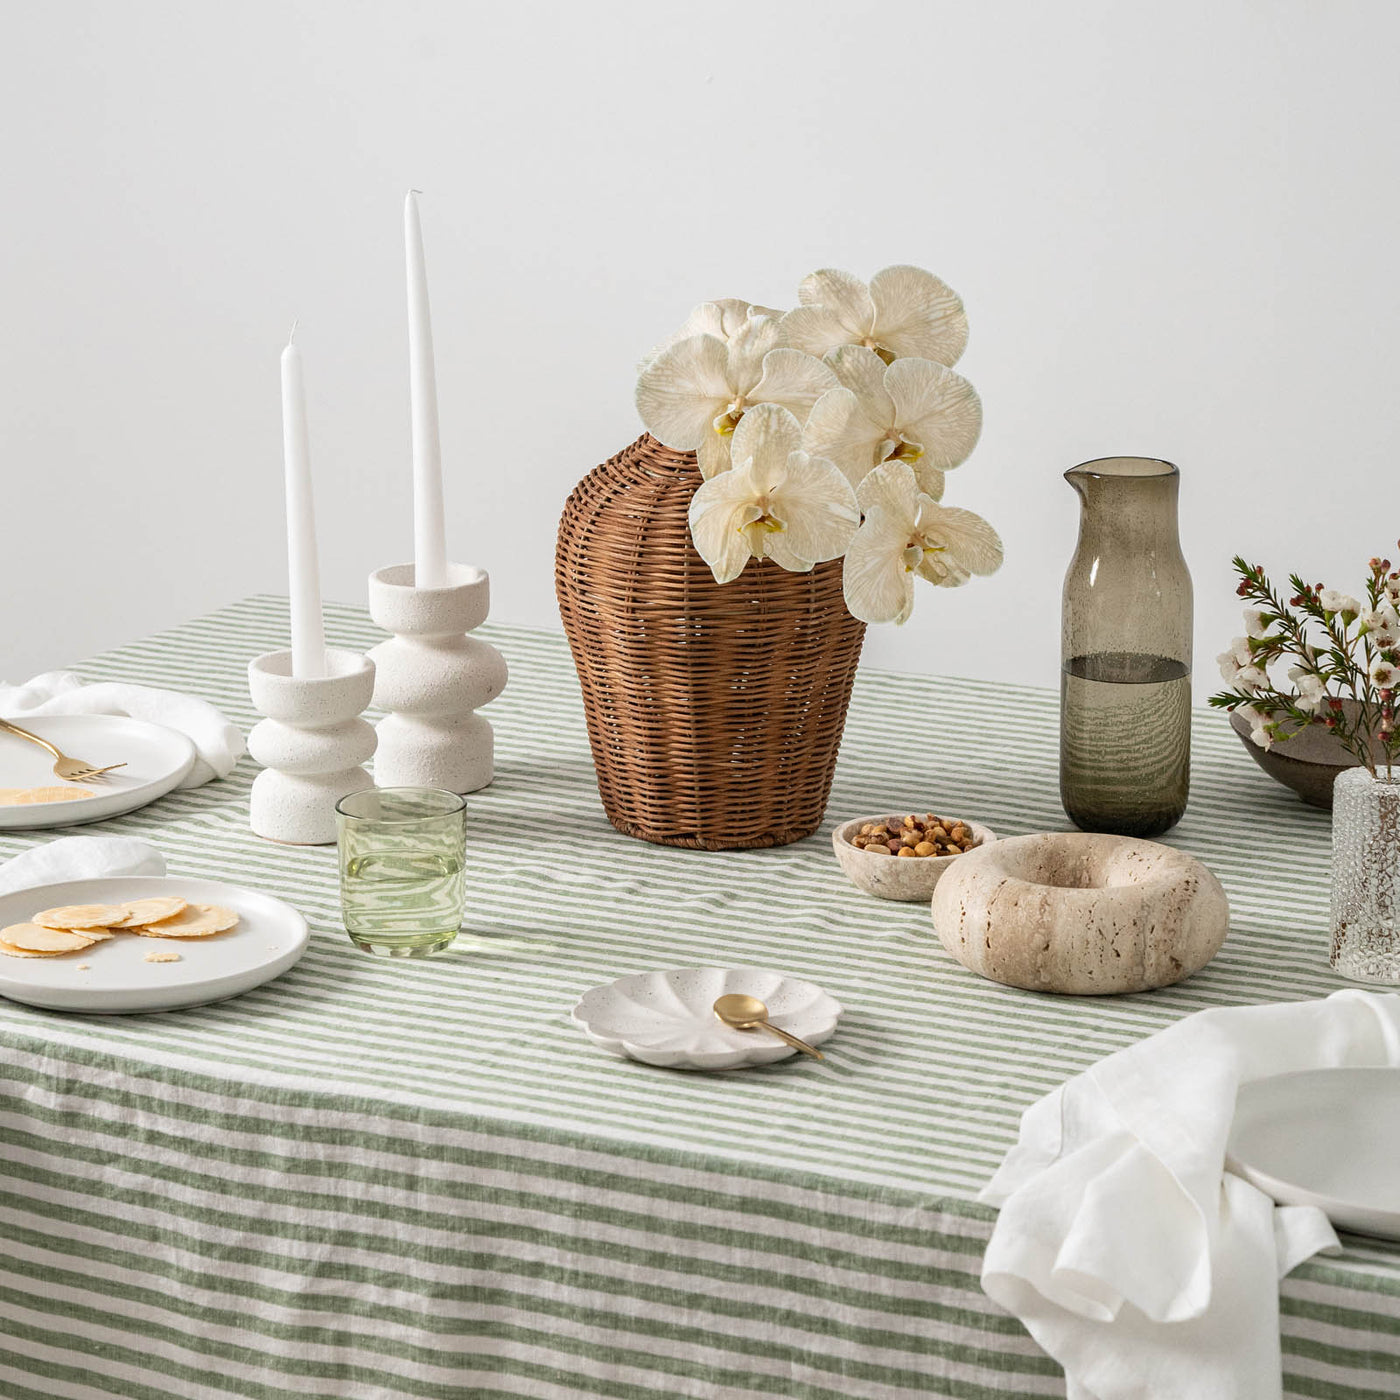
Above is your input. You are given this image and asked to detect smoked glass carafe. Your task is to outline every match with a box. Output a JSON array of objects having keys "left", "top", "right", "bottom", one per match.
[{"left": 1061, "top": 457, "right": 1192, "bottom": 836}]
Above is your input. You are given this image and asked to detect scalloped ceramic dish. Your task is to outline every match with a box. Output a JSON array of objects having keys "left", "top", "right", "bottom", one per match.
[{"left": 571, "top": 966, "right": 841, "bottom": 1070}]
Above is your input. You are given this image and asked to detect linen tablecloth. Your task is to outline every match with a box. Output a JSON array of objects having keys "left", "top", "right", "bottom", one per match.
[{"left": 0, "top": 597, "right": 1396, "bottom": 1400}]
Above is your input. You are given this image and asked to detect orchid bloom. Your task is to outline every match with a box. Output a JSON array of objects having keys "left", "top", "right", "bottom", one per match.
[
  {"left": 802, "top": 345, "right": 982, "bottom": 496},
  {"left": 842, "top": 461, "right": 1002, "bottom": 625},
  {"left": 687, "top": 404, "right": 858, "bottom": 584},
  {"left": 779, "top": 265, "right": 969, "bottom": 368},
  {"left": 636, "top": 315, "right": 837, "bottom": 479},
  {"left": 637, "top": 297, "right": 782, "bottom": 371}
]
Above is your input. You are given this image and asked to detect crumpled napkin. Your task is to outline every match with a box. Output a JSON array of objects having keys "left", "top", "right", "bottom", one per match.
[
  {"left": 980, "top": 989, "right": 1400, "bottom": 1400},
  {"left": 0, "top": 672, "right": 244, "bottom": 787},
  {"left": 0, "top": 836, "right": 167, "bottom": 896}
]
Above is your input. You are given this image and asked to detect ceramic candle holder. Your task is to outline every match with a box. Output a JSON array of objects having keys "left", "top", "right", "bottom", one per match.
[
  {"left": 247, "top": 648, "right": 377, "bottom": 845},
  {"left": 366, "top": 563, "right": 508, "bottom": 793}
]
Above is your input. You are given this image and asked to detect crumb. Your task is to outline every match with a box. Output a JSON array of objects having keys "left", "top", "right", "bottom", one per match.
[
  {"left": 75, "top": 963, "right": 91, "bottom": 971},
  {"left": 143, "top": 950, "right": 181, "bottom": 964}
]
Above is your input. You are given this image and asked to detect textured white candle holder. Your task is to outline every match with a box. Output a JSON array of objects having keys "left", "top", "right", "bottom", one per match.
[
  {"left": 247, "top": 648, "right": 377, "bottom": 845},
  {"left": 367, "top": 562, "right": 508, "bottom": 793}
]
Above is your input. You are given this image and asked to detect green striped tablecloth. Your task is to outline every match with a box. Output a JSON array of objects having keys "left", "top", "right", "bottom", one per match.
[{"left": 0, "top": 596, "right": 1396, "bottom": 1400}]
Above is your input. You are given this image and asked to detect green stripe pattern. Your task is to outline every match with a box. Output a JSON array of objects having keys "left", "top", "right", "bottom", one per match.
[{"left": 0, "top": 596, "right": 1395, "bottom": 1399}]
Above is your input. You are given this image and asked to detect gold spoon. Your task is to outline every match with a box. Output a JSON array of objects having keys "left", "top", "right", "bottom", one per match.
[{"left": 713, "top": 993, "right": 824, "bottom": 1060}]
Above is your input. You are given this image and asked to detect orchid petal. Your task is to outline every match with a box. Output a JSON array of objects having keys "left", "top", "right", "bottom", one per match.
[
  {"left": 918, "top": 501, "right": 1004, "bottom": 580},
  {"left": 696, "top": 431, "right": 733, "bottom": 480},
  {"left": 748, "top": 349, "right": 838, "bottom": 422},
  {"left": 868, "top": 265, "right": 969, "bottom": 366},
  {"left": 884, "top": 357, "right": 983, "bottom": 469},
  {"left": 802, "top": 387, "right": 886, "bottom": 486},
  {"left": 856, "top": 460, "right": 921, "bottom": 524},
  {"left": 776, "top": 305, "right": 860, "bottom": 359},
  {"left": 825, "top": 345, "right": 896, "bottom": 421},
  {"left": 797, "top": 267, "right": 875, "bottom": 329},
  {"left": 844, "top": 509, "right": 916, "bottom": 625},
  {"left": 769, "top": 452, "right": 859, "bottom": 564},
  {"left": 913, "top": 464, "right": 947, "bottom": 502},
  {"left": 725, "top": 315, "right": 785, "bottom": 393},
  {"left": 764, "top": 533, "right": 816, "bottom": 573},
  {"left": 689, "top": 471, "right": 762, "bottom": 584},
  {"left": 730, "top": 403, "right": 801, "bottom": 495},
  {"left": 635, "top": 334, "right": 734, "bottom": 449}
]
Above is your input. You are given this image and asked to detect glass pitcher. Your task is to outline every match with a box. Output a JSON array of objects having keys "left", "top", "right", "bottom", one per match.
[{"left": 1060, "top": 457, "right": 1192, "bottom": 837}]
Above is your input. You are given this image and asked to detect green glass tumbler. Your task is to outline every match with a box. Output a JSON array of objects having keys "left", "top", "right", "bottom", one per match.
[{"left": 336, "top": 787, "right": 467, "bottom": 957}]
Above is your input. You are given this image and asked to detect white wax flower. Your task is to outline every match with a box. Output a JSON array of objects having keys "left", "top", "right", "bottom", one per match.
[
  {"left": 1370, "top": 656, "right": 1400, "bottom": 689},
  {"left": 1243, "top": 608, "right": 1270, "bottom": 638},
  {"left": 801, "top": 346, "right": 982, "bottom": 496},
  {"left": 636, "top": 317, "right": 837, "bottom": 479},
  {"left": 842, "top": 461, "right": 1002, "bottom": 625},
  {"left": 1318, "top": 589, "right": 1362, "bottom": 616},
  {"left": 1217, "top": 651, "right": 1243, "bottom": 684},
  {"left": 1294, "top": 672, "right": 1328, "bottom": 713},
  {"left": 638, "top": 298, "right": 782, "bottom": 371},
  {"left": 1360, "top": 605, "right": 1400, "bottom": 647},
  {"left": 1234, "top": 665, "right": 1270, "bottom": 691},
  {"left": 1251, "top": 722, "right": 1274, "bottom": 750},
  {"left": 779, "top": 266, "right": 969, "bottom": 367},
  {"left": 687, "top": 403, "right": 858, "bottom": 584}
]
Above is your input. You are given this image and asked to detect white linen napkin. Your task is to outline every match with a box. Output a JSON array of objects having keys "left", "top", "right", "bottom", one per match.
[
  {"left": 0, "top": 835, "right": 167, "bottom": 896},
  {"left": 981, "top": 989, "right": 1400, "bottom": 1400},
  {"left": 0, "top": 671, "right": 244, "bottom": 787}
]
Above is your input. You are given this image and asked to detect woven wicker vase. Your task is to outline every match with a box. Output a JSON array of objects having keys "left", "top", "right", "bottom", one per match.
[{"left": 556, "top": 434, "right": 867, "bottom": 850}]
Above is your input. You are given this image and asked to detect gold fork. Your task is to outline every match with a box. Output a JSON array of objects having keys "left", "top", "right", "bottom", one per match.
[{"left": 0, "top": 717, "right": 127, "bottom": 783}]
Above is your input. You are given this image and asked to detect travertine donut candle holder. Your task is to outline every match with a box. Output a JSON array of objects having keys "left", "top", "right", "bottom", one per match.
[
  {"left": 366, "top": 563, "right": 508, "bottom": 793},
  {"left": 930, "top": 832, "right": 1229, "bottom": 995},
  {"left": 247, "top": 648, "right": 377, "bottom": 845}
]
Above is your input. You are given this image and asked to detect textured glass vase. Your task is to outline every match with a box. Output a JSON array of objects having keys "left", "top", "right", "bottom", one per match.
[
  {"left": 1060, "top": 457, "right": 1193, "bottom": 837},
  {"left": 1330, "top": 767, "right": 1400, "bottom": 983}
]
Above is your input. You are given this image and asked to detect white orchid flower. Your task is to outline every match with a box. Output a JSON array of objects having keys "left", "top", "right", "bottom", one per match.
[
  {"left": 779, "top": 265, "right": 969, "bottom": 368},
  {"left": 687, "top": 403, "right": 858, "bottom": 584},
  {"left": 636, "top": 316, "right": 837, "bottom": 479},
  {"left": 637, "top": 297, "right": 783, "bottom": 371},
  {"left": 801, "top": 346, "right": 982, "bottom": 497},
  {"left": 842, "top": 461, "right": 1002, "bottom": 625}
]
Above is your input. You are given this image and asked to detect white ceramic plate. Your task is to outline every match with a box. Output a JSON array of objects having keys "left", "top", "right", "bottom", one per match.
[
  {"left": 572, "top": 966, "right": 841, "bottom": 1070},
  {"left": 0, "top": 876, "right": 309, "bottom": 1013},
  {"left": 0, "top": 716, "right": 197, "bottom": 829},
  {"left": 1228, "top": 1067, "right": 1400, "bottom": 1240}
]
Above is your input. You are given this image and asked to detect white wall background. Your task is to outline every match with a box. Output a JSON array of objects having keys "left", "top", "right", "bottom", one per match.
[{"left": 2, "top": 1, "right": 1395, "bottom": 696}]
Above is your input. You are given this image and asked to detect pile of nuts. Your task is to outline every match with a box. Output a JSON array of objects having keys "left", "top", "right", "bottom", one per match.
[{"left": 849, "top": 813, "right": 978, "bottom": 858}]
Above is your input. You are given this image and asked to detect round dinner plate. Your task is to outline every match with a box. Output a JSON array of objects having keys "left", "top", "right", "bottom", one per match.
[
  {"left": 1228, "top": 1067, "right": 1400, "bottom": 1240},
  {"left": 0, "top": 715, "right": 197, "bottom": 829},
  {"left": 572, "top": 966, "right": 841, "bottom": 1070},
  {"left": 0, "top": 876, "right": 310, "bottom": 1013}
]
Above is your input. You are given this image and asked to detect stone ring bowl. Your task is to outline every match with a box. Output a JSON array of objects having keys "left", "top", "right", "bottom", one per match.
[
  {"left": 930, "top": 832, "right": 1229, "bottom": 995},
  {"left": 832, "top": 815, "right": 997, "bottom": 902}
]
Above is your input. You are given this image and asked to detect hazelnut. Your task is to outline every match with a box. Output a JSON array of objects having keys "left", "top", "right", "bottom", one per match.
[{"left": 914, "top": 841, "right": 936, "bottom": 857}]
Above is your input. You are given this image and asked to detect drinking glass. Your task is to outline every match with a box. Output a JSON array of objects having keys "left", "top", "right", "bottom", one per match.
[{"left": 336, "top": 787, "right": 467, "bottom": 956}]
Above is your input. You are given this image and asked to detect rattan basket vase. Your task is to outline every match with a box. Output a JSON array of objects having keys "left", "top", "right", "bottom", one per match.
[{"left": 556, "top": 434, "right": 867, "bottom": 849}]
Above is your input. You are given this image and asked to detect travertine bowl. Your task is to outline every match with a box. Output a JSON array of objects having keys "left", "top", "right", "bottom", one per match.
[
  {"left": 833, "top": 815, "right": 997, "bottom": 902},
  {"left": 930, "top": 832, "right": 1228, "bottom": 994}
]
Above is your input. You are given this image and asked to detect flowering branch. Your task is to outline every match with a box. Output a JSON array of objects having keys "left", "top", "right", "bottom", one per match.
[{"left": 1209, "top": 552, "right": 1400, "bottom": 777}]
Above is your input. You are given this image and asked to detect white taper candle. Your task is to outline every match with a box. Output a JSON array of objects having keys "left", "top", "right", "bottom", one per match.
[
  {"left": 405, "top": 190, "right": 448, "bottom": 588},
  {"left": 280, "top": 328, "right": 327, "bottom": 679}
]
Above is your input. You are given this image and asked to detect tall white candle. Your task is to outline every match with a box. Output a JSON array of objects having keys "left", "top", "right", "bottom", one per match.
[
  {"left": 405, "top": 190, "right": 448, "bottom": 588},
  {"left": 280, "top": 328, "right": 327, "bottom": 679}
]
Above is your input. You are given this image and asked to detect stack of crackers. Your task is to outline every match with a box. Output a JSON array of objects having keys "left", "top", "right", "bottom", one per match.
[{"left": 0, "top": 898, "right": 240, "bottom": 960}]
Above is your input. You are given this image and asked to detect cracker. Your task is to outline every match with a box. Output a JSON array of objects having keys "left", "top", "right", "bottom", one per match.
[
  {"left": 143, "top": 950, "right": 181, "bottom": 963},
  {"left": 0, "top": 923, "right": 96, "bottom": 953},
  {"left": 131, "top": 904, "right": 239, "bottom": 939},
  {"left": 112, "top": 898, "right": 188, "bottom": 929},
  {"left": 0, "top": 939, "right": 67, "bottom": 958},
  {"left": 0, "top": 787, "right": 95, "bottom": 805},
  {"left": 33, "top": 903, "right": 131, "bottom": 930}
]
